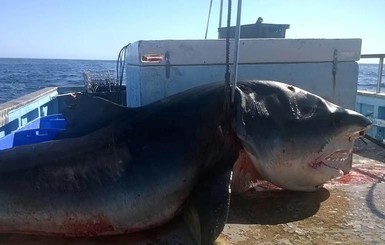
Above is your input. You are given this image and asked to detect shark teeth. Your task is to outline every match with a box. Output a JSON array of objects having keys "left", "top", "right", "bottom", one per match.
[
  {"left": 311, "top": 150, "right": 350, "bottom": 170},
  {"left": 321, "top": 150, "right": 350, "bottom": 170}
]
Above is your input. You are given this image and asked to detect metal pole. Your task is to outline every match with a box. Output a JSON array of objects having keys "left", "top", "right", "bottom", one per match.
[
  {"left": 205, "top": 0, "right": 213, "bottom": 39},
  {"left": 377, "top": 57, "right": 384, "bottom": 93},
  {"left": 231, "top": 0, "right": 242, "bottom": 103},
  {"left": 219, "top": 0, "right": 224, "bottom": 28}
]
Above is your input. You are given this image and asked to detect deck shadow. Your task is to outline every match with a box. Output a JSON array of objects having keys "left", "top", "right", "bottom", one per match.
[
  {"left": 365, "top": 173, "right": 385, "bottom": 220},
  {"left": 227, "top": 187, "right": 330, "bottom": 225},
  {"left": 354, "top": 139, "right": 385, "bottom": 163}
]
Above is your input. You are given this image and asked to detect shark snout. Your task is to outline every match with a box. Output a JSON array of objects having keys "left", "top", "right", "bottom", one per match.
[
  {"left": 335, "top": 108, "right": 372, "bottom": 136},
  {"left": 315, "top": 109, "right": 372, "bottom": 178},
  {"left": 345, "top": 109, "right": 372, "bottom": 127}
]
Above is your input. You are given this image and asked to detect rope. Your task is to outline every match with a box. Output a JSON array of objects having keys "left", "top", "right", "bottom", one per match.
[
  {"left": 116, "top": 44, "right": 130, "bottom": 104},
  {"left": 223, "top": 0, "right": 232, "bottom": 135},
  {"left": 224, "top": 0, "right": 232, "bottom": 103}
]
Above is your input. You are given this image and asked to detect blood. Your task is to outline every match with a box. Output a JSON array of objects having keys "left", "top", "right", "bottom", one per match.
[
  {"left": 336, "top": 166, "right": 385, "bottom": 185},
  {"left": 231, "top": 149, "right": 265, "bottom": 193},
  {"left": 61, "top": 213, "right": 115, "bottom": 236}
]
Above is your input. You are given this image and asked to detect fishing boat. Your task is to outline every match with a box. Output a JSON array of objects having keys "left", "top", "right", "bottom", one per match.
[{"left": 356, "top": 54, "right": 385, "bottom": 142}]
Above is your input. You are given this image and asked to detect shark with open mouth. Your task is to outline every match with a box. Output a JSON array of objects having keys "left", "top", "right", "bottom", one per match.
[
  {"left": 232, "top": 80, "right": 371, "bottom": 192},
  {"left": 0, "top": 80, "right": 371, "bottom": 244}
]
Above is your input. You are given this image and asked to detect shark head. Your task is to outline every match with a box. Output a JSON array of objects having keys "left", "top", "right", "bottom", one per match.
[{"left": 233, "top": 80, "right": 372, "bottom": 191}]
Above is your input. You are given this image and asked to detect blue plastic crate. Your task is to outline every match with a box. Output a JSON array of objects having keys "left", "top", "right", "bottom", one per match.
[
  {"left": 13, "top": 128, "right": 63, "bottom": 147},
  {"left": 0, "top": 128, "right": 63, "bottom": 150},
  {"left": 0, "top": 133, "right": 15, "bottom": 150},
  {"left": 19, "top": 114, "right": 67, "bottom": 131},
  {"left": 0, "top": 114, "right": 67, "bottom": 150}
]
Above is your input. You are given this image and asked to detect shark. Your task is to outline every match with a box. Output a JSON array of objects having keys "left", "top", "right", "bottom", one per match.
[{"left": 0, "top": 80, "right": 371, "bottom": 244}]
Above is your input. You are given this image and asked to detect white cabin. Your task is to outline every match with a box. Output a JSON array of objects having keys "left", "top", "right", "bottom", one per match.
[{"left": 125, "top": 38, "right": 362, "bottom": 109}]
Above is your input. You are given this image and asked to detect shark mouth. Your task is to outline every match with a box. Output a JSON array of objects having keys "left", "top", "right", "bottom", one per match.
[
  {"left": 310, "top": 129, "right": 368, "bottom": 174},
  {"left": 321, "top": 150, "right": 351, "bottom": 171},
  {"left": 311, "top": 150, "right": 351, "bottom": 172}
]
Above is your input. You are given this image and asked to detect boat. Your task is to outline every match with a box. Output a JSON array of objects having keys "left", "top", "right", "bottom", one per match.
[
  {"left": 356, "top": 54, "right": 385, "bottom": 143},
  {"left": 0, "top": 2, "right": 384, "bottom": 244}
]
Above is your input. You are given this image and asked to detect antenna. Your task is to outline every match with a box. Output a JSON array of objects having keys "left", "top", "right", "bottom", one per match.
[
  {"left": 205, "top": 0, "right": 214, "bottom": 39},
  {"left": 219, "top": 0, "right": 224, "bottom": 28}
]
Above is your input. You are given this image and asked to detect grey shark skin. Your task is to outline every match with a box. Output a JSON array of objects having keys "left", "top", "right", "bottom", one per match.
[
  {"left": 232, "top": 80, "right": 371, "bottom": 192},
  {"left": 0, "top": 83, "right": 239, "bottom": 244}
]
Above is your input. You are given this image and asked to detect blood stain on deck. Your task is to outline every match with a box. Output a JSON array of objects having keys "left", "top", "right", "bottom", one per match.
[{"left": 216, "top": 140, "right": 385, "bottom": 245}]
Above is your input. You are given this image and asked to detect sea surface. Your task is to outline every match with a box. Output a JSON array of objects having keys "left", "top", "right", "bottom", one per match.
[
  {"left": 0, "top": 58, "right": 116, "bottom": 104},
  {"left": 0, "top": 58, "right": 383, "bottom": 104}
]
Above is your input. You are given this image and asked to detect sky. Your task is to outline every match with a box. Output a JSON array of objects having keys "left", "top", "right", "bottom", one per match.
[{"left": 0, "top": 0, "right": 384, "bottom": 61}]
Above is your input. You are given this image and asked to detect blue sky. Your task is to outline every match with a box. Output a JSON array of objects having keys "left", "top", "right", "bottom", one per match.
[{"left": 0, "top": 0, "right": 384, "bottom": 60}]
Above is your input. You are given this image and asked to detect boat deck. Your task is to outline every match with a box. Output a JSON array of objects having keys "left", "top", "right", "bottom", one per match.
[
  {"left": 217, "top": 140, "right": 385, "bottom": 245},
  {"left": 0, "top": 140, "right": 383, "bottom": 244}
]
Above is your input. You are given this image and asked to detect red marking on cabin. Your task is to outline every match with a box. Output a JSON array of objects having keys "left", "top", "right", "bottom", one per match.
[{"left": 336, "top": 166, "right": 385, "bottom": 185}]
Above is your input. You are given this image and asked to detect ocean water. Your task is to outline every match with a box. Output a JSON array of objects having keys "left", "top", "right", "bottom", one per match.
[
  {"left": 0, "top": 58, "right": 383, "bottom": 104},
  {"left": 0, "top": 58, "right": 115, "bottom": 104},
  {"left": 357, "top": 63, "right": 384, "bottom": 92}
]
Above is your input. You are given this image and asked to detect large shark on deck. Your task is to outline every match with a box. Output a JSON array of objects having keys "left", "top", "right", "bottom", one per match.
[{"left": 0, "top": 80, "right": 371, "bottom": 243}]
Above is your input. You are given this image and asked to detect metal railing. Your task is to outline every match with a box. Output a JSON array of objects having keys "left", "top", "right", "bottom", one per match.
[{"left": 360, "top": 54, "right": 385, "bottom": 93}]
